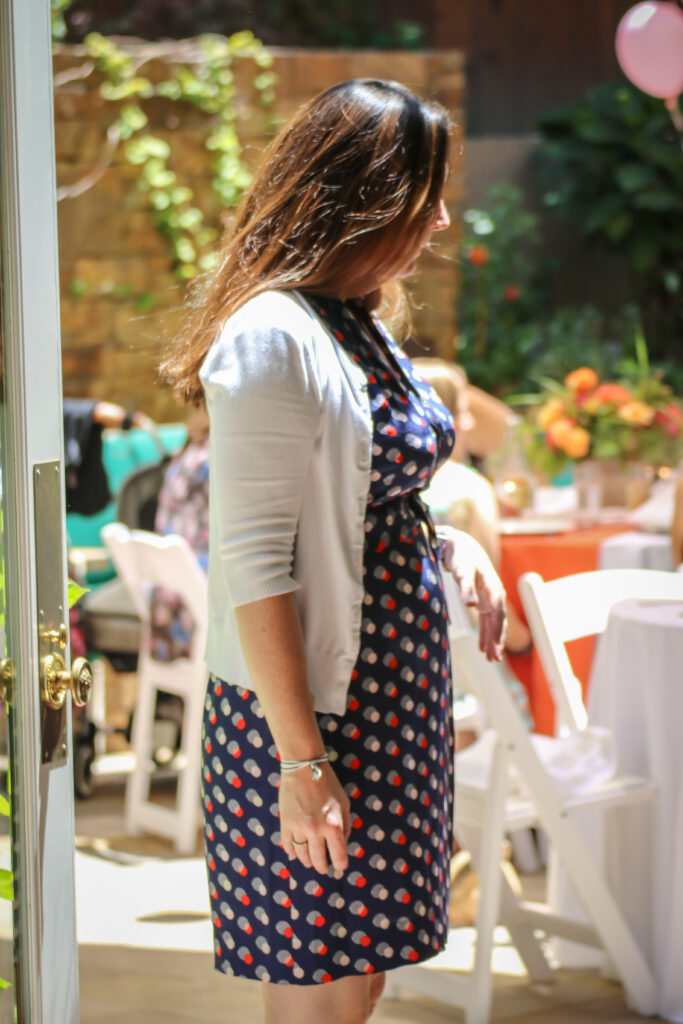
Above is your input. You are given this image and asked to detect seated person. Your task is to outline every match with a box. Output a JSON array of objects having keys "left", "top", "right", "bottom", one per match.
[{"left": 413, "top": 357, "right": 532, "bottom": 662}]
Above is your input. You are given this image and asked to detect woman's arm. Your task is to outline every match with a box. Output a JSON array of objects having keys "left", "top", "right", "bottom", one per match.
[
  {"left": 234, "top": 593, "right": 351, "bottom": 875},
  {"left": 438, "top": 525, "right": 507, "bottom": 661}
]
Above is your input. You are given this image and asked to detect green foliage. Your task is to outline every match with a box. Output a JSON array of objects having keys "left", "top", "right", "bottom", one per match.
[
  {"left": 68, "top": 30, "right": 276, "bottom": 283},
  {"left": 50, "top": 0, "right": 72, "bottom": 40},
  {"left": 67, "top": 579, "right": 89, "bottom": 608},
  {"left": 456, "top": 183, "right": 551, "bottom": 395},
  {"left": 58, "top": 0, "right": 426, "bottom": 51},
  {"left": 535, "top": 82, "right": 683, "bottom": 366},
  {"left": 68, "top": 276, "right": 156, "bottom": 311}
]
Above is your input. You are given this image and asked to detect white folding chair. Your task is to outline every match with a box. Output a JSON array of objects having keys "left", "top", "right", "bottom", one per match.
[
  {"left": 101, "top": 523, "right": 207, "bottom": 855},
  {"left": 386, "top": 573, "right": 659, "bottom": 1024},
  {"left": 519, "top": 567, "right": 683, "bottom": 736}
]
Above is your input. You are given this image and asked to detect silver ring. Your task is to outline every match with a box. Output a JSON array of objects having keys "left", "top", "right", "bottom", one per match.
[{"left": 292, "top": 839, "right": 308, "bottom": 847}]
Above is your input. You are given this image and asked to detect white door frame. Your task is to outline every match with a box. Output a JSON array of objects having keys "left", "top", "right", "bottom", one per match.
[{"left": 0, "top": 0, "right": 79, "bottom": 1020}]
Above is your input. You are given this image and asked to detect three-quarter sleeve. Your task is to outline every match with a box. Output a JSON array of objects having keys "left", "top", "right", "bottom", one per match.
[{"left": 202, "top": 312, "right": 323, "bottom": 609}]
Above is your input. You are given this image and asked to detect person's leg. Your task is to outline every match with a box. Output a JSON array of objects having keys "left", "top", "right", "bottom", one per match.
[
  {"left": 368, "top": 973, "right": 386, "bottom": 1016},
  {"left": 263, "top": 973, "right": 372, "bottom": 1024}
]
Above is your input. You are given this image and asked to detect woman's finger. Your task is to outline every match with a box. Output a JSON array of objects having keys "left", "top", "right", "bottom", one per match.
[
  {"left": 306, "top": 832, "right": 329, "bottom": 875},
  {"left": 325, "top": 824, "right": 349, "bottom": 873}
]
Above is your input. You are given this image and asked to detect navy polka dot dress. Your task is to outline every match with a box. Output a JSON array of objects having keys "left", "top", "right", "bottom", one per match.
[{"left": 202, "top": 294, "right": 456, "bottom": 984}]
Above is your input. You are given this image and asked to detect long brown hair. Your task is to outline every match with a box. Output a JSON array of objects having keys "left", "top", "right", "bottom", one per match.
[{"left": 161, "top": 79, "right": 452, "bottom": 404}]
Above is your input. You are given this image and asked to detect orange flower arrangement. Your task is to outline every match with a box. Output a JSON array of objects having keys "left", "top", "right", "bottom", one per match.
[{"left": 525, "top": 365, "right": 683, "bottom": 474}]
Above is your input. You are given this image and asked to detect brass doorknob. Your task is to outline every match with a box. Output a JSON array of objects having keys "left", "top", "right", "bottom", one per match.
[{"left": 41, "top": 653, "right": 94, "bottom": 710}]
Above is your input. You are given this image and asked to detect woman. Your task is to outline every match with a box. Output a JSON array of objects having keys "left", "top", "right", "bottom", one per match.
[{"left": 161, "top": 79, "right": 505, "bottom": 1024}]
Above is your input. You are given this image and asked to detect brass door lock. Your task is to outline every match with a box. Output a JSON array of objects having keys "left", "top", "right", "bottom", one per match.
[{"left": 41, "top": 653, "right": 93, "bottom": 710}]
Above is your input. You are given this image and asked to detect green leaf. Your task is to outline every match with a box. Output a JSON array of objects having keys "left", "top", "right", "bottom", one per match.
[
  {"left": 134, "top": 292, "right": 155, "bottom": 313},
  {"left": 632, "top": 190, "right": 682, "bottom": 212},
  {"left": 628, "top": 234, "right": 659, "bottom": 273},
  {"left": 0, "top": 869, "right": 14, "bottom": 901},
  {"left": 68, "top": 579, "right": 89, "bottom": 609},
  {"left": 614, "top": 164, "right": 656, "bottom": 193},
  {"left": 605, "top": 212, "right": 633, "bottom": 243},
  {"left": 0, "top": 794, "right": 9, "bottom": 817},
  {"left": 68, "top": 278, "right": 89, "bottom": 300},
  {"left": 584, "top": 195, "right": 626, "bottom": 234}
]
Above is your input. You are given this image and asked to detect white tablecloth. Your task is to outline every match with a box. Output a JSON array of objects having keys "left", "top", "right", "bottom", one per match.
[
  {"left": 587, "top": 599, "right": 683, "bottom": 1021},
  {"left": 598, "top": 530, "right": 675, "bottom": 571}
]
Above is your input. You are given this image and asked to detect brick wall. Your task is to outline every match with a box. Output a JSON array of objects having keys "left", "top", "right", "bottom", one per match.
[{"left": 54, "top": 43, "right": 464, "bottom": 422}]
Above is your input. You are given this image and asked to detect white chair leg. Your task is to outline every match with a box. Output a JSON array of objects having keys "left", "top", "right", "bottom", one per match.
[
  {"left": 499, "top": 868, "right": 554, "bottom": 983},
  {"left": 174, "top": 692, "right": 203, "bottom": 855},
  {"left": 465, "top": 740, "right": 509, "bottom": 1024},
  {"left": 124, "top": 660, "right": 156, "bottom": 836}
]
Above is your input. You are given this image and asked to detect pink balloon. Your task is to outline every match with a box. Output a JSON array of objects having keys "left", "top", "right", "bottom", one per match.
[{"left": 615, "top": 1, "right": 683, "bottom": 99}]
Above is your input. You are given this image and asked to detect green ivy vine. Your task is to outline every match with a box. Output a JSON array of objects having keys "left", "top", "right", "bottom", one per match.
[{"left": 59, "top": 28, "right": 276, "bottom": 282}]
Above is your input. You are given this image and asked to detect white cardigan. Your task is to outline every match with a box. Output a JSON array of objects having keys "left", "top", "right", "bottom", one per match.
[{"left": 199, "top": 289, "right": 374, "bottom": 714}]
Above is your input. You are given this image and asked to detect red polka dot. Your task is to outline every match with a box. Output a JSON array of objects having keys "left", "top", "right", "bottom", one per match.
[
  {"left": 235, "top": 717, "right": 246, "bottom": 730},
  {"left": 364, "top": 964, "right": 375, "bottom": 974},
  {"left": 386, "top": 598, "right": 396, "bottom": 610},
  {"left": 214, "top": 916, "right": 221, "bottom": 927},
  {"left": 409, "top": 950, "right": 419, "bottom": 962},
  {"left": 240, "top": 894, "right": 250, "bottom": 905},
  {"left": 322, "top": 973, "right": 333, "bottom": 982},
  {"left": 232, "top": 746, "right": 241, "bottom": 758},
  {"left": 205, "top": 742, "right": 212, "bottom": 754},
  {"left": 315, "top": 914, "right": 325, "bottom": 927},
  {"left": 392, "top": 775, "right": 402, "bottom": 786},
  {"left": 206, "top": 801, "right": 213, "bottom": 813},
  {"left": 402, "top": 892, "right": 411, "bottom": 903},
  {"left": 355, "top": 875, "right": 367, "bottom": 887},
  {"left": 349, "top": 695, "right": 359, "bottom": 708},
  {"left": 244, "top": 953, "right": 253, "bottom": 965},
  {"left": 361, "top": 935, "right": 371, "bottom": 947},
  {"left": 215, "top": 684, "right": 222, "bottom": 696},
  {"left": 318, "top": 944, "right": 328, "bottom": 955},
  {"left": 236, "top": 836, "right": 246, "bottom": 847},
  {"left": 209, "top": 859, "right": 216, "bottom": 870},
  {"left": 279, "top": 867, "right": 290, "bottom": 879}
]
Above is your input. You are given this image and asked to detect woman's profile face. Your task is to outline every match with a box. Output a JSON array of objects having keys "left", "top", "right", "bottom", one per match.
[{"left": 394, "top": 199, "right": 451, "bottom": 280}]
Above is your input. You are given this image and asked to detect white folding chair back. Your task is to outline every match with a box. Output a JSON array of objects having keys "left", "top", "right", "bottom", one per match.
[
  {"left": 388, "top": 573, "right": 658, "bottom": 1024},
  {"left": 101, "top": 523, "right": 207, "bottom": 855},
  {"left": 519, "top": 568, "right": 683, "bottom": 734}
]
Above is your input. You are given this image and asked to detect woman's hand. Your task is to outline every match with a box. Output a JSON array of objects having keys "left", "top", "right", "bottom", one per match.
[
  {"left": 439, "top": 527, "right": 507, "bottom": 662},
  {"left": 279, "top": 761, "right": 351, "bottom": 874}
]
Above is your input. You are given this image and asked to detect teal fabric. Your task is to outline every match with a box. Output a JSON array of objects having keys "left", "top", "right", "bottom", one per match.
[{"left": 66, "top": 423, "right": 187, "bottom": 582}]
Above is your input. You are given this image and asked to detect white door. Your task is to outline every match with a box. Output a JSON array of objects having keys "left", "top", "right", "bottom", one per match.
[{"left": 0, "top": 0, "right": 82, "bottom": 1020}]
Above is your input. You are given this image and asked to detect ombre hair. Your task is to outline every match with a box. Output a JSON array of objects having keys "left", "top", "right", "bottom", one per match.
[{"left": 161, "top": 79, "right": 453, "bottom": 404}]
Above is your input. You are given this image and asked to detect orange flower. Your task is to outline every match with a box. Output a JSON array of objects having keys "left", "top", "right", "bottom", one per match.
[
  {"left": 546, "top": 416, "right": 575, "bottom": 450},
  {"left": 617, "top": 401, "right": 655, "bottom": 427},
  {"left": 537, "top": 397, "right": 565, "bottom": 430},
  {"left": 562, "top": 426, "right": 591, "bottom": 459},
  {"left": 590, "top": 383, "right": 632, "bottom": 406},
  {"left": 564, "top": 367, "right": 598, "bottom": 393},
  {"left": 467, "top": 245, "right": 489, "bottom": 268}
]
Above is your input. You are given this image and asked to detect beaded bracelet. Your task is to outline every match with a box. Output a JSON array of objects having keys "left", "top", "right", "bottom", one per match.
[{"left": 279, "top": 753, "right": 329, "bottom": 781}]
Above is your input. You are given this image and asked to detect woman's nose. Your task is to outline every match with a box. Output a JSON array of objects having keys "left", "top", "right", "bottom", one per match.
[{"left": 432, "top": 199, "right": 450, "bottom": 232}]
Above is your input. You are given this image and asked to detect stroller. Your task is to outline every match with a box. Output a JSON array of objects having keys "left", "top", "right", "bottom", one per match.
[{"left": 70, "top": 425, "right": 183, "bottom": 797}]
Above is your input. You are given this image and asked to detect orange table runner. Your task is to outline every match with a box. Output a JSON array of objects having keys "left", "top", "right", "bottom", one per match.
[{"left": 500, "top": 522, "right": 631, "bottom": 735}]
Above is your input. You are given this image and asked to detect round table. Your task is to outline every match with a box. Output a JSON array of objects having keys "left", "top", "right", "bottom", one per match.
[
  {"left": 598, "top": 530, "right": 675, "bottom": 571},
  {"left": 588, "top": 599, "right": 683, "bottom": 1022}
]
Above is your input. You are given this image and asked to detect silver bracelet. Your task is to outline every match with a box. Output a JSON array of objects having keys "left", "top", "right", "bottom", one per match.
[{"left": 279, "top": 753, "right": 329, "bottom": 781}]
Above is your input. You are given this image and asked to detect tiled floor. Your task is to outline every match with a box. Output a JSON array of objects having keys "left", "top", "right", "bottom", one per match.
[{"left": 75, "top": 780, "right": 661, "bottom": 1024}]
